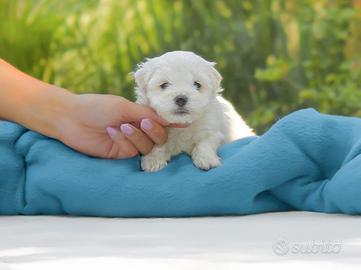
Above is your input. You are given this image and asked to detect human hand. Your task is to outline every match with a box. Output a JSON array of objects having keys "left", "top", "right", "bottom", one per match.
[{"left": 58, "top": 93, "right": 171, "bottom": 159}]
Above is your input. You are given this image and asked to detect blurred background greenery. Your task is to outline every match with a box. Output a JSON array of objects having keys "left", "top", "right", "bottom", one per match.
[{"left": 1, "top": 0, "right": 361, "bottom": 133}]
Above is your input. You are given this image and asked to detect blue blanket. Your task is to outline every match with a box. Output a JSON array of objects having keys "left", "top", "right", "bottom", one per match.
[{"left": 1, "top": 108, "right": 361, "bottom": 217}]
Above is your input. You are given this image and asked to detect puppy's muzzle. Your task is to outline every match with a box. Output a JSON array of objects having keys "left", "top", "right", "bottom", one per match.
[{"left": 174, "top": 95, "right": 188, "bottom": 107}]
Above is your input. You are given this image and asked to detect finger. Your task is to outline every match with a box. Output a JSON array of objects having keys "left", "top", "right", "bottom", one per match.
[
  {"left": 140, "top": 119, "right": 168, "bottom": 145},
  {"left": 131, "top": 121, "right": 188, "bottom": 129},
  {"left": 106, "top": 127, "right": 139, "bottom": 158},
  {"left": 120, "top": 123, "right": 154, "bottom": 155},
  {"left": 169, "top": 123, "right": 189, "bottom": 128},
  {"left": 123, "top": 101, "right": 168, "bottom": 126}
]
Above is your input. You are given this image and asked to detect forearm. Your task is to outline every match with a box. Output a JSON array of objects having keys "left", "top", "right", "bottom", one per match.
[{"left": 0, "top": 59, "right": 74, "bottom": 139}]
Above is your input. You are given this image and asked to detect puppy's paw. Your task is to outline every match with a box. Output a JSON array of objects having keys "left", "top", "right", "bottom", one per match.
[
  {"left": 141, "top": 155, "right": 167, "bottom": 172},
  {"left": 192, "top": 152, "right": 221, "bottom": 171}
]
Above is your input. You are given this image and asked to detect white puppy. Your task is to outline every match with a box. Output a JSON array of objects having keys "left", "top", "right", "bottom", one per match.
[{"left": 133, "top": 51, "right": 254, "bottom": 172}]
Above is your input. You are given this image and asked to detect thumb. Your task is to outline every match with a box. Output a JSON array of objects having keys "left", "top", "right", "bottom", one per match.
[{"left": 122, "top": 101, "right": 168, "bottom": 126}]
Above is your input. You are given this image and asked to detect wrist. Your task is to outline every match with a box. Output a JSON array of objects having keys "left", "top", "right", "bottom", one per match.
[
  {"left": 0, "top": 59, "right": 77, "bottom": 140},
  {"left": 15, "top": 85, "right": 76, "bottom": 140},
  {"left": 30, "top": 86, "right": 76, "bottom": 140}
]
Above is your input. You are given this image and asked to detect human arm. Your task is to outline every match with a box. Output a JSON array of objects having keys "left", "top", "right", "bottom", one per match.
[{"left": 0, "top": 59, "right": 169, "bottom": 158}]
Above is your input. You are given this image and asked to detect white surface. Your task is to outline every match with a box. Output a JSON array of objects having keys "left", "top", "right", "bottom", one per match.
[{"left": 0, "top": 211, "right": 361, "bottom": 269}]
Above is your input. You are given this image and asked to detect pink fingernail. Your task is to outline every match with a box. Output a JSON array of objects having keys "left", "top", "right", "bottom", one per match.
[
  {"left": 120, "top": 124, "right": 134, "bottom": 135},
  {"left": 106, "top": 127, "right": 118, "bottom": 139},
  {"left": 141, "top": 119, "right": 153, "bottom": 130}
]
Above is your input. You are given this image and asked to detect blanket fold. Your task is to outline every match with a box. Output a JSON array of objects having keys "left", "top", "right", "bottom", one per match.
[{"left": 1, "top": 108, "right": 361, "bottom": 217}]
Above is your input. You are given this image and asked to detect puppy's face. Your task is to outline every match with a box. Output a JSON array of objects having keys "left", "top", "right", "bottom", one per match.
[{"left": 134, "top": 51, "right": 222, "bottom": 124}]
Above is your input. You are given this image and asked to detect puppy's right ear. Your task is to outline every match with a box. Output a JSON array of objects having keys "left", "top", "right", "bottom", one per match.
[{"left": 132, "top": 58, "right": 152, "bottom": 104}]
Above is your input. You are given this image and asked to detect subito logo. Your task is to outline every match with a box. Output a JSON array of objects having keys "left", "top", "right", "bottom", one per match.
[{"left": 272, "top": 239, "right": 290, "bottom": 256}]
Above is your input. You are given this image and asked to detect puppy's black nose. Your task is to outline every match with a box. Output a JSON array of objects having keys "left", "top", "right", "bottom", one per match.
[{"left": 174, "top": 95, "right": 188, "bottom": 107}]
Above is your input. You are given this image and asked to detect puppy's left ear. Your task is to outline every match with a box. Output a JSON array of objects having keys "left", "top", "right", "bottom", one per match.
[{"left": 207, "top": 61, "right": 223, "bottom": 93}]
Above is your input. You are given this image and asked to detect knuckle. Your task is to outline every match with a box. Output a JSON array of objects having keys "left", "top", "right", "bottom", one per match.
[
  {"left": 117, "top": 143, "right": 139, "bottom": 158},
  {"left": 133, "top": 136, "right": 153, "bottom": 154},
  {"left": 142, "top": 143, "right": 154, "bottom": 155},
  {"left": 153, "top": 128, "right": 167, "bottom": 144},
  {"left": 126, "top": 148, "right": 139, "bottom": 158},
  {"left": 129, "top": 130, "right": 146, "bottom": 144}
]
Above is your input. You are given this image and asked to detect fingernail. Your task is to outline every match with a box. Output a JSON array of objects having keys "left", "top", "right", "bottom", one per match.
[
  {"left": 120, "top": 124, "right": 134, "bottom": 135},
  {"left": 141, "top": 119, "right": 153, "bottom": 130},
  {"left": 106, "top": 127, "right": 118, "bottom": 139}
]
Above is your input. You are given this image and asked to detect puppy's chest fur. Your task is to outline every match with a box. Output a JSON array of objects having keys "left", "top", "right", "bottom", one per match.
[{"left": 166, "top": 121, "right": 220, "bottom": 155}]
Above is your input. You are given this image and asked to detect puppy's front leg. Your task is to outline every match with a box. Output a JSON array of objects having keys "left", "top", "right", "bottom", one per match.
[
  {"left": 141, "top": 144, "right": 170, "bottom": 172},
  {"left": 191, "top": 133, "right": 223, "bottom": 170}
]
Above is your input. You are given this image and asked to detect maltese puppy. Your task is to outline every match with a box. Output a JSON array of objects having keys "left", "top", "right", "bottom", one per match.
[{"left": 133, "top": 51, "right": 254, "bottom": 172}]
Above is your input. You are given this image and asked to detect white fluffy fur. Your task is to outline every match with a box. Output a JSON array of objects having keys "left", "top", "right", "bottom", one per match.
[{"left": 134, "top": 51, "right": 254, "bottom": 172}]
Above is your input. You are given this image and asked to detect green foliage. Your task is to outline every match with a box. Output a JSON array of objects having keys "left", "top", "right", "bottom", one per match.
[{"left": 0, "top": 0, "right": 360, "bottom": 133}]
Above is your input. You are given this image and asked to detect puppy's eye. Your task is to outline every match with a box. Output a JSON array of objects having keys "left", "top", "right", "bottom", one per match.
[
  {"left": 194, "top": 81, "right": 201, "bottom": 89},
  {"left": 160, "top": 82, "right": 169, "bottom": 89}
]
